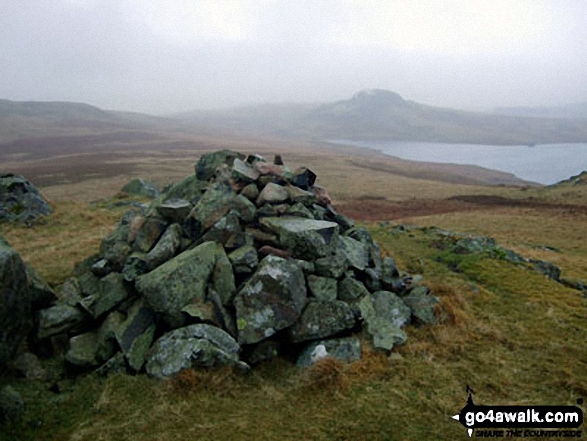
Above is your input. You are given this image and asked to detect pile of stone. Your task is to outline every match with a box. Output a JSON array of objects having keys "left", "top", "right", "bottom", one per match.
[
  {"left": 0, "top": 174, "right": 52, "bottom": 224},
  {"left": 32, "top": 150, "right": 438, "bottom": 378}
]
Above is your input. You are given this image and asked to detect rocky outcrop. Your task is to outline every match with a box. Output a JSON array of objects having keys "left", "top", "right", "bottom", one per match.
[
  {"left": 0, "top": 174, "right": 52, "bottom": 224},
  {"left": 120, "top": 178, "right": 159, "bottom": 198},
  {"left": 31, "top": 150, "right": 436, "bottom": 377}
]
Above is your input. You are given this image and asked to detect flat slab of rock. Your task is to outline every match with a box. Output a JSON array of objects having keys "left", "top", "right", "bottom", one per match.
[
  {"left": 359, "top": 291, "right": 411, "bottom": 351},
  {"left": 260, "top": 217, "right": 339, "bottom": 259},
  {"left": 290, "top": 300, "right": 355, "bottom": 343},
  {"left": 145, "top": 324, "right": 246, "bottom": 378}
]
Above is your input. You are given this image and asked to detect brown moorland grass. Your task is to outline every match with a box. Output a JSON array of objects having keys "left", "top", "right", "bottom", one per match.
[{"left": 1, "top": 143, "right": 587, "bottom": 440}]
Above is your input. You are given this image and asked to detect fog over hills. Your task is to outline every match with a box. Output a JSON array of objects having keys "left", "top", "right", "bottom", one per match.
[
  {"left": 176, "top": 89, "right": 587, "bottom": 145},
  {"left": 2, "top": 90, "right": 587, "bottom": 146}
]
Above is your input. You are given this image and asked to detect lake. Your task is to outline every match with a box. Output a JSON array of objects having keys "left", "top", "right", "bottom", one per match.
[{"left": 329, "top": 140, "right": 587, "bottom": 185}]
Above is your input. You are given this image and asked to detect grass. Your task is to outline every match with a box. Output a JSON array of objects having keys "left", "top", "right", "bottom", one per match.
[{"left": 2, "top": 145, "right": 587, "bottom": 440}]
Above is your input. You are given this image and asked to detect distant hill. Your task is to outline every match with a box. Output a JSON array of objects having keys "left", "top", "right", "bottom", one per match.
[
  {"left": 494, "top": 102, "right": 587, "bottom": 120},
  {"left": 176, "top": 89, "right": 587, "bottom": 145},
  {"left": 3, "top": 93, "right": 587, "bottom": 146},
  {"left": 0, "top": 99, "right": 175, "bottom": 143}
]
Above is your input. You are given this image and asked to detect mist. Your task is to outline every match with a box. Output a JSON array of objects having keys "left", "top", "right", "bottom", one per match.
[{"left": 1, "top": 0, "right": 586, "bottom": 115}]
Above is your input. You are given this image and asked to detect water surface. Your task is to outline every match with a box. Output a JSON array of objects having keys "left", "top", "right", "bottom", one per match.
[{"left": 330, "top": 140, "right": 587, "bottom": 185}]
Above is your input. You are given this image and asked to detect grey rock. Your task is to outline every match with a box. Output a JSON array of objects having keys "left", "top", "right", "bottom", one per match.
[
  {"left": 338, "top": 236, "right": 369, "bottom": 271},
  {"left": 146, "top": 223, "right": 182, "bottom": 271},
  {"left": 65, "top": 312, "right": 121, "bottom": 368},
  {"left": 290, "top": 300, "right": 355, "bottom": 343},
  {"left": 286, "top": 185, "right": 317, "bottom": 205},
  {"left": 307, "top": 275, "right": 338, "bottom": 301},
  {"left": 338, "top": 276, "right": 370, "bottom": 302},
  {"left": 131, "top": 216, "right": 168, "bottom": 253},
  {"left": 234, "top": 256, "right": 307, "bottom": 345},
  {"left": 25, "top": 263, "right": 56, "bottom": 310},
  {"left": 91, "top": 259, "right": 111, "bottom": 277},
  {"left": 156, "top": 199, "right": 192, "bottom": 223},
  {"left": 145, "top": 324, "right": 246, "bottom": 378},
  {"left": 291, "top": 167, "right": 316, "bottom": 190},
  {"left": 136, "top": 241, "right": 232, "bottom": 327},
  {"left": 260, "top": 217, "right": 339, "bottom": 260},
  {"left": 297, "top": 337, "right": 361, "bottom": 367},
  {"left": 202, "top": 211, "right": 246, "bottom": 249},
  {"left": 122, "top": 252, "right": 148, "bottom": 282},
  {"left": 0, "top": 242, "right": 32, "bottom": 364},
  {"left": 59, "top": 278, "right": 83, "bottom": 307},
  {"left": 37, "top": 304, "right": 88, "bottom": 339},
  {"left": 403, "top": 286, "right": 439, "bottom": 325},
  {"left": 256, "top": 183, "right": 289, "bottom": 206},
  {"left": 120, "top": 178, "right": 159, "bottom": 198},
  {"left": 229, "top": 245, "right": 259, "bottom": 274},
  {"left": 232, "top": 158, "right": 260, "bottom": 183},
  {"left": 314, "top": 252, "right": 347, "bottom": 279},
  {"left": 285, "top": 202, "right": 314, "bottom": 219},
  {"left": 240, "top": 183, "right": 260, "bottom": 201},
  {"left": 359, "top": 291, "right": 411, "bottom": 351},
  {"left": 116, "top": 300, "right": 156, "bottom": 371},
  {"left": 79, "top": 273, "right": 131, "bottom": 319},
  {"left": 161, "top": 174, "right": 207, "bottom": 202},
  {"left": 195, "top": 150, "right": 245, "bottom": 181},
  {"left": 0, "top": 173, "right": 52, "bottom": 224}
]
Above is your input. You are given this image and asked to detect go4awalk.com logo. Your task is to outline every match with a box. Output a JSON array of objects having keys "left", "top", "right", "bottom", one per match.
[{"left": 451, "top": 385, "right": 584, "bottom": 438}]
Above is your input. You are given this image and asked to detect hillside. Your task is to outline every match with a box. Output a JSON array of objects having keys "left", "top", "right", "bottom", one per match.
[
  {"left": 0, "top": 99, "right": 178, "bottom": 143},
  {"left": 177, "top": 90, "right": 587, "bottom": 145},
  {"left": 494, "top": 102, "right": 587, "bottom": 120}
]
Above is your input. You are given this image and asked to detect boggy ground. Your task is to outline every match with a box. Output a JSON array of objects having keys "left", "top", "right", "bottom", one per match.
[{"left": 1, "top": 136, "right": 586, "bottom": 440}]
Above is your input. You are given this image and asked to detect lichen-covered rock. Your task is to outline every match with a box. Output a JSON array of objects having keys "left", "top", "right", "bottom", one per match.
[
  {"left": 297, "top": 337, "right": 361, "bottom": 367},
  {"left": 403, "top": 286, "right": 439, "bottom": 325},
  {"left": 234, "top": 256, "right": 307, "bottom": 345},
  {"left": 37, "top": 304, "right": 88, "bottom": 340},
  {"left": 256, "top": 183, "right": 289, "bottom": 206},
  {"left": 307, "top": 275, "right": 337, "bottom": 301},
  {"left": 115, "top": 300, "right": 156, "bottom": 371},
  {"left": 131, "top": 216, "right": 168, "bottom": 253},
  {"left": 156, "top": 199, "right": 192, "bottom": 223},
  {"left": 145, "top": 223, "right": 182, "bottom": 270},
  {"left": 359, "top": 291, "right": 411, "bottom": 351},
  {"left": 290, "top": 300, "right": 355, "bottom": 343},
  {"left": 338, "top": 275, "right": 370, "bottom": 302},
  {"left": 0, "top": 242, "right": 32, "bottom": 364},
  {"left": 338, "top": 236, "right": 369, "bottom": 271},
  {"left": 201, "top": 211, "right": 246, "bottom": 249},
  {"left": 145, "top": 324, "right": 246, "bottom": 378},
  {"left": 260, "top": 217, "right": 339, "bottom": 259},
  {"left": 136, "top": 241, "right": 234, "bottom": 327},
  {"left": 25, "top": 263, "right": 56, "bottom": 310},
  {"left": 0, "top": 173, "right": 52, "bottom": 224},
  {"left": 79, "top": 273, "right": 131, "bottom": 319},
  {"left": 232, "top": 158, "right": 260, "bottom": 183},
  {"left": 65, "top": 312, "right": 121, "bottom": 368},
  {"left": 228, "top": 245, "right": 258, "bottom": 274},
  {"left": 120, "top": 178, "right": 159, "bottom": 198},
  {"left": 195, "top": 150, "right": 245, "bottom": 181}
]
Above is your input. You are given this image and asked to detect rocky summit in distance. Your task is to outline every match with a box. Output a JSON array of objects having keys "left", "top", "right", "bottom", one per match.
[
  {"left": 32, "top": 149, "right": 439, "bottom": 378},
  {"left": 0, "top": 174, "right": 52, "bottom": 224}
]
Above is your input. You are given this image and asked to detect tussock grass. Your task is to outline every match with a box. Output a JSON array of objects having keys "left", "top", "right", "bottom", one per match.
[{"left": 0, "top": 200, "right": 125, "bottom": 286}]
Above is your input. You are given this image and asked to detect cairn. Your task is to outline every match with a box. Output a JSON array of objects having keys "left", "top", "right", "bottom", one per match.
[{"left": 33, "top": 150, "right": 438, "bottom": 378}]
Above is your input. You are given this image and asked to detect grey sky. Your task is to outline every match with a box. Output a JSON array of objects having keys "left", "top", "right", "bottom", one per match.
[{"left": 1, "top": 0, "right": 586, "bottom": 114}]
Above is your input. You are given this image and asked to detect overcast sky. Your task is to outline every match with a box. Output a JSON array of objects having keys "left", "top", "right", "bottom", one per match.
[{"left": 1, "top": 0, "right": 586, "bottom": 114}]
